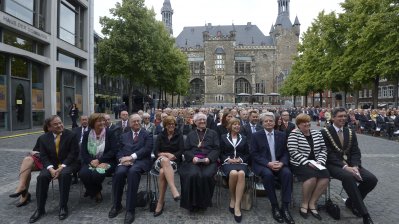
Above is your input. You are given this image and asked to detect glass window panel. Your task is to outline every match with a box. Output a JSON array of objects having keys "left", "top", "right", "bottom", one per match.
[
  {"left": 4, "top": 0, "right": 34, "bottom": 24},
  {"left": 58, "top": 52, "right": 76, "bottom": 66},
  {"left": 3, "top": 30, "right": 34, "bottom": 52},
  {"left": 11, "top": 57, "right": 28, "bottom": 79},
  {"left": 63, "top": 71, "right": 74, "bottom": 87},
  {"left": 76, "top": 75, "right": 82, "bottom": 94},
  {"left": 59, "top": 3, "right": 76, "bottom": 45},
  {"left": 0, "top": 55, "right": 7, "bottom": 113}
]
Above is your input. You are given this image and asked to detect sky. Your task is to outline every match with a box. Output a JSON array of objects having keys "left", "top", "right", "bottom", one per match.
[{"left": 94, "top": 0, "right": 345, "bottom": 38}]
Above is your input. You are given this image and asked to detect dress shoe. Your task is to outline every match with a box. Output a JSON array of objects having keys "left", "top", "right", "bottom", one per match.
[
  {"left": 71, "top": 177, "right": 78, "bottom": 185},
  {"left": 363, "top": 214, "right": 374, "bottom": 224},
  {"left": 272, "top": 207, "right": 284, "bottom": 223},
  {"left": 29, "top": 209, "right": 45, "bottom": 223},
  {"left": 234, "top": 214, "right": 242, "bottom": 223},
  {"left": 281, "top": 208, "right": 295, "bottom": 224},
  {"left": 16, "top": 193, "right": 31, "bottom": 207},
  {"left": 345, "top": 200, "right": 362, "bottom": 217},
  {"left": 124, "top": 211, "right": 135, "bottom": 224},
  {"left": 9, "top": 189, "right": 27, "bottom": 198},
  {"left": 229, "top": 206, "right": 234, "bottom": 214},
  {"left": 153, "top": 202, "right": 165, "bottom": 217},
  {"left": 299, "top": 207, "right": 308, "bottom": 219},
  {"left": 59, "top": 207, "right": 68, "bottom": 220},
  {"left": 309, "top": 209, "right": 322, "bottom": 220},
  {"left": 108, "top": 205, "right": 123, "bottom": 218}
]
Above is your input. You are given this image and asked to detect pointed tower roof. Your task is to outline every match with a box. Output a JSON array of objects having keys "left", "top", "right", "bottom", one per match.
[
  {"left": 294, "top": 16, "right": 300, "bottom": 25},
  {"left": 269, "top": 24, "right": 275, "bottom": 34},
  {"left": 161, "top": 0, "right": 172, "bottom": 12}
]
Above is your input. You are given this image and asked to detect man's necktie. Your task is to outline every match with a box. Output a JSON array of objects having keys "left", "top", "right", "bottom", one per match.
[
  {"left": 267, "top": 132, "right": 276, "bottom": 161},
  {"left": 251, "top": 125, "right": 256, "bottom": 133},
  {"left": 133, "top": 132, "right": 138, "bottom": 143},
  {"left": 55, "top": 134, "right": 61, "bottom": 158},
  {"left": 338, "top": 129, "right": 344, "bottom": 147}
]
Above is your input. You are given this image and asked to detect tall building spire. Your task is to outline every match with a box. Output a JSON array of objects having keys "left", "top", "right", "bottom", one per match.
[
  {"left": 161, "top": 0, "right": 173, "bottom": 35},
  {"left": 277, "top": 0, "right": 290, "bottom": 16}
]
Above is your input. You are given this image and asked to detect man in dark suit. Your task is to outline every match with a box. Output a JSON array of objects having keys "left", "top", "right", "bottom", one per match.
[
  {"left": 278, "top": 110, "right": 296, "bottom": 138},
  {"left": 241, "top": 110, "right": 263, "bottom": 144},
  {"left": 71, "top": 115, "right": 89, "bottom": 184},
  {"left": 321, "top": 108, "right": 377, "bottom": 224},
  {"left": 29, "top": 115, "right": 79, "bottom": 223},
  {"left": 114, "top": 110, "right": 130, "bottom": 139},
  {"left": 250, "top": 112, "right": 294, "bottom": 224},
  {"left": 108, "top": 114, "right": 153, "bottom": 224}
]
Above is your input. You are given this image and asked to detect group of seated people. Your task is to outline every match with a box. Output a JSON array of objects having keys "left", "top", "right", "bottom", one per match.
[{"left": 10, "top": 107, "right": 377, "bottom": 224}]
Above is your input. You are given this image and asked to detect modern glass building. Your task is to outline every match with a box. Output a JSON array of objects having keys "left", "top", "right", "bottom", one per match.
[{"left": 0, "top": 0, "right": 94, "bottom": 130}]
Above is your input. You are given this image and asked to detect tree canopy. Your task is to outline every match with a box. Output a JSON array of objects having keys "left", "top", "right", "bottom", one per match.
[
  {"left": 96, "top": 0, "right": 190, "bottom": 111},
  {"left": 281, "top": 0, "right": 399, "bottom": 107}
]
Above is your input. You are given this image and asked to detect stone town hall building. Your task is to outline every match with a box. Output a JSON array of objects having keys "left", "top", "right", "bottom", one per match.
[{"left": 162, "top": 0, "right": 300, "bottom": 106}]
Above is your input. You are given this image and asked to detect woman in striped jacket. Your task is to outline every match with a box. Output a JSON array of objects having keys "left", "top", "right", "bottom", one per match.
[{"left": 287, "top": 113, "right": 329, "bottom": 221}]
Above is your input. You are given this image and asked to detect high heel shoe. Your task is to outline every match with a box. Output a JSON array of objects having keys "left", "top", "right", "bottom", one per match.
[
  {"left": 153, "top": 202, "right": 165, "bottom": 217},
  {"left": 16, "top": 193, "right": 31, "bottom": 207},
  {"left": 309, "top": 209, "right": 322, "bottom": 220},
  {"left": 299, "top": 207, "right": 308, "bottom": 219},
  {"left": 173, "top": 195, "right": 181, "bottom": 202},
  {"left": 95, "top": 192, "right": 103, "bottom": 203},
  {"left": 9, "top": 189, "right": 27, "bottom": 198}
]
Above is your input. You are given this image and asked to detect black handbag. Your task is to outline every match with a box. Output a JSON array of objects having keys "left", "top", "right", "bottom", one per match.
[
  {"left": 325, "top": 198, "right": 340, "bottom": 220},
  {"left": 149, "top": 191, "right": 158, "bottom": 212},
  {"left": 136, "top": 191, "right": 148, "bottom": 207}
]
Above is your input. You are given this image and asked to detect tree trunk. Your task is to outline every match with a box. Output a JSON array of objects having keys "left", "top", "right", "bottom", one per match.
[
  {"left": 128, "top": 83, "right": 134, "bottom": 113},
  {"left": 171, "top": 93, "right": 174, "bottom": 107},
  {"left": 319, "top": 91, "right": 323, "bottom": 108},
  {"left": 177, "top": 94, "right": 181, "bottom": 107},
  {"left": 158, "top": 86, "right": 162, "bottom": 109},
  {"left": 373, "top": 76, "right": 380, "bottom": 109},
  {"left": 293, "top": 95, "right": 296, "bottom": 107},
  {"left": 393, "top": 76, "right": 399, "bottom": 108},
  {"left": 354, "top": 90, "right": 359, "bottom": 109},
  {"left": 304, "top": 94, "right": 308, "bottom": 107},
  {"left": 344, "top": 91, "right": 347, "bottom": 108},
  {"left": 312, "top": 92, "right": 315, "bottom": 107}
]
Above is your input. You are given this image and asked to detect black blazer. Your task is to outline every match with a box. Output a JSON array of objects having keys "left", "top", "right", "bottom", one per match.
[
  {"left": 278, "top": 122, "right": 296, "bottom": 138},
  {"left": 321, "top": 125, "right": 362, "bottom": 168},
  {"left": 154, "top": 129, "right": 184, "bottom": 162},
  {"left": 80, "top": 128, "right": 118, "bottom": 165},
  {"left": 250, "top": 130, "right": 289, "bottom": 175},
  {"left": 220, "top": 133, "right": 250, "bottom": 164},
  {"left": 39, "top": 129, "right": 79, "bottom": 170},
  {"left": 241, "top": 122, "right": 263, "bottom": 144}
]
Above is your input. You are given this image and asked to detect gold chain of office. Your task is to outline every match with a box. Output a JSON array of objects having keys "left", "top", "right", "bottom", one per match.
[{"left": 323, "top": 127, "right": 353, "bottom": 163}]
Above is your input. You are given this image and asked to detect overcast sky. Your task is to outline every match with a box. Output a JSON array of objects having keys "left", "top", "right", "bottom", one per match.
[{"left": 94, "top": 0, "right": 344, "bottom": 38}]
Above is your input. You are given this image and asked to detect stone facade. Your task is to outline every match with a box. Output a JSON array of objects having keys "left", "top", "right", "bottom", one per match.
[{"left": 164, "top": 0, "right": 300, "bottom": 106}]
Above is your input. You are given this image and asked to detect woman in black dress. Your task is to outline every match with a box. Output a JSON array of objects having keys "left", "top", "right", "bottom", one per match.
[
  {"left": 287, "top": 113, "right": 329, "bottom": 220},
  {"left": 220, "top": 118, "right": 250, "bottom": 223},
  {"left": 69, "top": 103, "right": 79, "bottom": 128},
  {"left": 179, "top": 112, "right": 220, "bottom": 211},
  {"left": 153, "top": 116, "right": 184, "bottom": 217},
  {"left": 79, "top": 113, "right": 117, "bottom": 202}
]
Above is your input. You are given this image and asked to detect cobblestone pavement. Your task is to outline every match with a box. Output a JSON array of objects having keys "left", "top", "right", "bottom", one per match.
[{"left": 0, "top": 125, "right": 398, "bottom": 224}]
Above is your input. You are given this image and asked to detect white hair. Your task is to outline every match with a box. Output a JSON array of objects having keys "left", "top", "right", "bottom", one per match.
[
  {"left": 260, "top": 112, "right": 275, "bottom": 122},
  {"left": 193, "top": 112, "right": 207, "bottom": 122}
]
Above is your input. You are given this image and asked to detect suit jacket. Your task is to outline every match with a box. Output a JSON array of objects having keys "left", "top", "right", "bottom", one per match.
[
  {"left": 114, "top": 120, "right": 131, "bottom": 139},
  {"left": 142, "top": 122, "right": 155, "bottom": 134},
  {"left": 250, "top": 130, "right": 289, "bottom": 175},
  {"left": 72, "top": 126, "right": 89, "bottom": 143},
  {"left": 117, "top": 128, "right": 153, "bottom": 171},
  {"left": 240, "top": 122, "right": 263, "bottom": 144},
  {"left": 39, "top": 129, "right": 79, "bottom": 170},
  {"left": 184, "top": 128, "right": 220, "bottom": 163},
  {"left": 220, "top": 133, "right": 250, "bottom": 164},
  {"left": 321, "top": 125, "right": 362, "bottom": 168},
  {"left": 278, "top": 121, "right": 296, "bottom": 138},
  {"left": 154, "top": 124, "right": 163, "bottom": 135},
  {"left": 80, "top": 128, "right": 118, "bottom": 165}
]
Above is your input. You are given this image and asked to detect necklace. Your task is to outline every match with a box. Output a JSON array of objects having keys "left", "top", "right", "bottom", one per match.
[{"left": 196, "top": 128, "right": 208, "bottom": 148}]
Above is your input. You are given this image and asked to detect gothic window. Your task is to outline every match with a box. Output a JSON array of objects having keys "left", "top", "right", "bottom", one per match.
[
  {"left": 217, "top": 77, "right": 222, "bottom": 86},
  {"left": 235, "top": 62, "right": 251, "bottom": 74},
  {"left": 214, "top": 47, "right": 225, "bottom": 71},
  {"left": 235, "top": 78, "right": 251, "bottom": 94},
  {"left": 190, "top": 78, "right": 204, "bottom": 95}
]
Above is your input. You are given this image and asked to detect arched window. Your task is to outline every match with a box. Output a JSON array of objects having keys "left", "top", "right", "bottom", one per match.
[
  {"left": 235, "top": 78, "right": 251, "bottom": 94},
  {"left": 214, "top": 47, "right": 225, "bottom": 71}
]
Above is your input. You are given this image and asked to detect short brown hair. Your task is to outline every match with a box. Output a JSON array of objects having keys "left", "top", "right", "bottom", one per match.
[
  {"left": 88, "top": 113, "right": 105, "bottom": 129},
  {"left": 226, "top": 118, "right": 240, "bottom": 131},
  {"left": 295, "top": 113, "right": 311, "bottom": 126},
  {"left": 163, "top": 116, "right": 176, "bottom": 127}
]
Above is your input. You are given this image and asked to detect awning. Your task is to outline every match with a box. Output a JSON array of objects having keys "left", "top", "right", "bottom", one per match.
[
  {"left": 267, "top": 92, "right": 280, "bottom": 96},
  {"left": 253, "top": 93, "right": 266, "bottom": 96},
  {"left": 237, "top": 93, "right": 251, "bottom": 96}
]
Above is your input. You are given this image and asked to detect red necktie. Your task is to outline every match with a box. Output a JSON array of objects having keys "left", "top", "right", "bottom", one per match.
[{"left": 134, "top": 132, "right": 138, "bottom": 143}]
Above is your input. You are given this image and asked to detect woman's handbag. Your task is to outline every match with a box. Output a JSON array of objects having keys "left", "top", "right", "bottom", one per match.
[
  {"left": 325, "top": 198, "right": 340, "bottom": 220},
  {"left": 240, "top": 185, "right": 253, "bottom": 210}
]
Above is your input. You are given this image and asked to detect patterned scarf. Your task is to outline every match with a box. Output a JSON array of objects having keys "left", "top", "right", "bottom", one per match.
[{"left": 87, "top": 128, "right": 106, "bottom": 159}]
